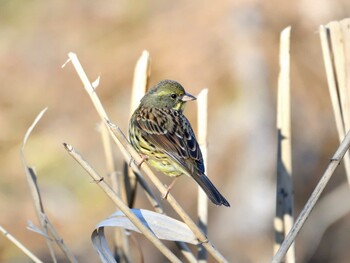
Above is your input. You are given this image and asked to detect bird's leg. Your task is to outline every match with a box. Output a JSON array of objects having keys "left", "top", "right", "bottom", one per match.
[
  {"left": 137, "top": 154, "right": 149, "bottom": 168},
  {"left": 129, "top": 154, "right": 148, "bottom": 168},
  {"left": 162, "top": 177, "right": 179, "bottom": 200}
]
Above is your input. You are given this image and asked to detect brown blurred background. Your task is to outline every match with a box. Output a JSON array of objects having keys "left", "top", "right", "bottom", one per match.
[{"left": 1, "top": 1, "right": 350, "bottom": 262}]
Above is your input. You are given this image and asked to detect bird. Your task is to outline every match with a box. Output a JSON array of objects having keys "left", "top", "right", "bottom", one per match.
[{"left": 129, "top": 79, "right": 230, "bottom": 207}]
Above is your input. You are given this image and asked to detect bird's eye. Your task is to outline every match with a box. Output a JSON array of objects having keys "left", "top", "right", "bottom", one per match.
[{"left": 170, "top": 93, "right": 177, "bottom": 99}]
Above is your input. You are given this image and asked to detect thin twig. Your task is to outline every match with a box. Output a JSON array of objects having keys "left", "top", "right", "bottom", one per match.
[
  {"left": 272, "top": 129, "right": 350, "bottom": 263},
  {"left": 0, "top": 225, "right": 44, "bottom": 263}
]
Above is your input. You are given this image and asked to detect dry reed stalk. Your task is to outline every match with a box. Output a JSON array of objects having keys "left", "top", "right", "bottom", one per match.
[
  {"left": 100, "top": 124, "right": 131, "bottom": 263},
  {"left": 130, "top": 50, "right": 150, "bottom": 114},
  {"left": 274, "top": 26, "right": 295, "bottom": 263},
  {"left": 124, "top": 50, "right": 151, "bottom": 207},
  {"left": 197, "top": 89, "right": 209, "bottom": 262}
]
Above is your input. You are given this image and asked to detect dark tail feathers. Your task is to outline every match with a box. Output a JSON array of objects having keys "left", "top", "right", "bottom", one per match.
[{"left": 193, "top": 173, "right": 230, "bottom": 207}]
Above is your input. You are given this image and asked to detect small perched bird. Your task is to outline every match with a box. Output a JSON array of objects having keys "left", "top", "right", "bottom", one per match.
[{"left": 129, "top": 80, "right": 230, "bottom": 207}]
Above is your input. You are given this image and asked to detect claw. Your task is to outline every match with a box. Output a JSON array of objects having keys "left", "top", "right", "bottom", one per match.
[
  {"left": 137, "top": 154, "right": 149, "bottom": 168},
  {"left": 129, "top": 154, "right": 148, "bottom": 168},
  {"left": 162, "top": 188, "right": 171, "bottom": 200},
  {"left": 198, "top": 238, "right": 209, "bottom": 245},
  {"left": 162, "top": 177, "right": 179, "bottom": 200},
  {"left": 128, "top": 157, "right": 135, "bottom": 167}
]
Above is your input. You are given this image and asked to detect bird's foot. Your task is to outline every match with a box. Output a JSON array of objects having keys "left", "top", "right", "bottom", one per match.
[
  {"left": 162, "top": 177, "right": 179, "bottom": 200},
  {"left": 198, "top": 238, "right": 209, "bottom": 245},
  {"left": 129, "top": 154, "right": 148, "bottom": 168},
  {"left": 162, "top": 190, "right": 170, "bottom": 200}
]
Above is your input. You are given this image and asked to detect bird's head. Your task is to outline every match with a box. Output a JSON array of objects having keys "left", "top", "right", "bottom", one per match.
[{"left": 141, "top": 80, "right": 196, "bottom": 111}]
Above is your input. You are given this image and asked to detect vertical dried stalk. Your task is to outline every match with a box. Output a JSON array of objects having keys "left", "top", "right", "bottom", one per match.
[
  {"left": 125, "top": 50, "right": 151, "bottom": 207},
  {"left": 100, "top": 124, "right": 131, "bottom": 263},
  {"left": 105, "top": 50, "right": 150, "bottom": 263},
  {"left": 108, "top": 50, "right": 149, "bottom": 263},
  {"left": 130, "top": 50, "right": 151, "bottom": 114},
  {"left": 197, "top": 89, "right": 209, "bottom": 262},
  {"left": 319, "top": 18, "right": 350, "bottom": 186},
  {"left": 274, "top": 26, "right": 295, "bottom": 263},
  {"left": 125, "top": 51, "right": 173, "bottom": 215},
  {"left": 130, "top": 51, "right": 196, "bottom": 263}
]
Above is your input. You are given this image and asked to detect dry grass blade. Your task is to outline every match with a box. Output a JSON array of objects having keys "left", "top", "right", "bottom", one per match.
[
  {"left": 197, "top": 89, "right": 209, "bottom": 262},
  {"left": 21, "top": 108, "right": 78, "bottom": 263},
  {"left": 92, "top": 228, "right": 117, "bottom": 263},
  {"left": 274, "top": 26, "right": 295, "bottom": 263},
  {"left": 65, "top": 52, "right": 229, "bottom": 263},
  {"left": 0, "top": 225, "right": 44, "bottom": 263},
  {"left": 21, "top": 108, "right": 56, "bottom": 263},
  {"left": 272, "top": 130, "right": 350, "bottom": 263},
  {"left": 96, "top": 209, "right": 199, "bottom": 244},
  {"left": 63, "top": 143, "right": 182, "bottom": 263}
]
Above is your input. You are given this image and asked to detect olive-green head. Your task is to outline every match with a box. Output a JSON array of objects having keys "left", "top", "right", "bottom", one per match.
[{"left": 140, "top": 80, "right": 196, "bottom": 111}]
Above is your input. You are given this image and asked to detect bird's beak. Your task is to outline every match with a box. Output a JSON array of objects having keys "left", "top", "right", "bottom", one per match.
[{"left": 182, "top": 92, "right": 197, "bottom": 102}]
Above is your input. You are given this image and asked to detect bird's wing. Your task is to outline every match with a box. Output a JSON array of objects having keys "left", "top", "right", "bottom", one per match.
[{"left": 135, "top": 107, "right": 205, "bottom": 175}]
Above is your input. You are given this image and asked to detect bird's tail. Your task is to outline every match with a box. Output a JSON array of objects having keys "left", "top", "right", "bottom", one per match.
[{"left": 192, "top": 173, "right": 230, "bottom": 207}]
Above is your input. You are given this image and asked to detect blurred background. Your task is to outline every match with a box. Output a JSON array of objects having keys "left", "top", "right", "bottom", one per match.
[{"left": 1, "top": 0, "right": 350, "bottom": 262}]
